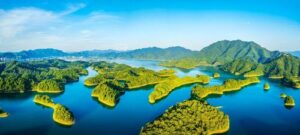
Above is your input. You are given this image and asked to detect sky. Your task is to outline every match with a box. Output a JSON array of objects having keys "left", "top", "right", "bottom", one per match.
[{"left": 0, "top": 0, "right": 300, "bottom": 52}]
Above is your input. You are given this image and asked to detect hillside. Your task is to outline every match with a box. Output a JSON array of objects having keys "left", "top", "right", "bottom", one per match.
[{"left": 161, "top": 40, "right": 281, "bottom": 68}]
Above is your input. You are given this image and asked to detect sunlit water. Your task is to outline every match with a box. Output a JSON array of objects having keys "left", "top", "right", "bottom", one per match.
[{"left": 0, "top": 59, "right": 300, "bottom": 135}]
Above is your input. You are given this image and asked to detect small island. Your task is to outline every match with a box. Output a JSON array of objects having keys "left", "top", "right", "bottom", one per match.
[
  {"left": 33, "top": 94, "right": 75, "bottom": 126},
  {"left": 284, "top": 96, "right": 295, "bottom": 107},
  {"left": 264, "top": 82, "right": 270, "bottom": 90},
  {"left": 148, "top": 75, "right": 210, "bottom": 103},
  {"left": 280, "top": 93, "right": 287, "bottom": 98},
  {"left": 192, "top": 77, "right": 260, "bottom": 99},
  {"left": 53, "top": 104, "right": 75, "bottom": 126},
  {"left": 0, "top": 108, "right": 8, "bottom": 118},
  {"left": 213, "top": 72, "right": 220, "bottom": 78},
  {"left": 140, "top": 100, "right": 230, "bottom": 135}
]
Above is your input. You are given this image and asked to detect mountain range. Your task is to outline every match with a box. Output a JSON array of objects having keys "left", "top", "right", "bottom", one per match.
[{"left": 1, "top": 40, "right": 299, "bottom": 88}]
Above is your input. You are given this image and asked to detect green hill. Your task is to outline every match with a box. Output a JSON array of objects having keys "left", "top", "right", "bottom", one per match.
[{"left": 161, "top": 40, "right": 281, "bottom": 68}]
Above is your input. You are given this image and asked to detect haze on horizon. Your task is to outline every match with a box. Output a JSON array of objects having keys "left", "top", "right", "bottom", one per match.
[{"left": 0, "top": 0, "right": 300, "bottom": 52}]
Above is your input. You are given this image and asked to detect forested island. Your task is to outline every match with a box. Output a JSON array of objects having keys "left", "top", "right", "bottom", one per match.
[
  {"left": 85, "top": 61, "right": 176, "bottom": 107},
  {"left": 0, "top": 108, "right": 8, "bottom": 118},
  {"left": 0, "top": 59, "right": 88, "bottom": 93},
  {"left": 140, "top": 100, "right": 229, "bottom": 135},
  {"left": 148, "top": 75, "right": 210, "bottom": 103},
  {"left": 264, "top": 83, "right": 270, "bottom": 90},
  {"left": 192, "top": 77, "right": 260, "bottom": 99},
  {"left": 283, "top": 95, "right": 295, "bottom": 107},
  {"left": 34, "top": 94, "right": 75, "bottom": 126}
]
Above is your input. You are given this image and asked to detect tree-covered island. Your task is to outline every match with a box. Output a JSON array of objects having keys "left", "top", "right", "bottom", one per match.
[
  {"left": 192, "top": 77, "right": 260, "bottom": 99},
  {"left": 140, "top": 100, "right": 229, "bottom": 135},
  {"left": 34, "top": 94, "right": 75, "bottom": 126},
  {"left": 0, "top": 108, "right": 8, "bottom": 118},
  {"left": 284, "top": 95, "right": 295, "bottom": 107},
  {"left": 148, "top": 75, "right": 210, "bottom": 103},
  {"left": 85, "top": 61, "right": 177, "bottom": 107}
]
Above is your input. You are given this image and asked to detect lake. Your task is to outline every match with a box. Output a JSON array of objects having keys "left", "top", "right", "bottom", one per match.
[{"left": 0, "top": 59, "right": 300, "bottom": 135}]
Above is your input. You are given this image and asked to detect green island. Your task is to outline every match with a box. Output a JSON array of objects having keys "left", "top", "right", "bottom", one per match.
[
  {"left": 85, "top": 62, "right": 178, "bottom": 106},
  {"left": 213, "top": 72, "right": 220, "bottom": 78},
  {"left": 148, "top": 75, "right": 210, "bottom": 103},
  {"left": 284, "top": 95, "right": 295, "bottom": 107},
  {"left": 192, "top": 77, "right": 260, "bottom": 99},
  {"left": 264, "top": 82, "right": 270, "bottom": 90},
  {"left": 91, "top": 80, "right": 125, "bottom": 107},
  {"left": 0, "top": 59, "right": 88, "bottom": 93},
  {"left": 0, "top": 108, "right": 8, "bottom": 118},
  {"left": 86, "top": 62, "right": 174, "bottom": 89},
  {"left": 33, "top": 94, "right": 75, "bottom": 126},
  {"left": 140, "top": 100, "right": 230, "bottom": 135},
  {"left": 280, "top": 93, "right": 287, "bottom": 98}
]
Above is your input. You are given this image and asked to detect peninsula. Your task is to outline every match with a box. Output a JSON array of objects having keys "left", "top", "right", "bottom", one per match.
[
  {"left": 192, "top": 77, "right": 260, "bottom": 99},
  {"left": 34, "top": 94, "right": 75, "bottom": 126},
  {"left": 149, "top": 75, "right": 210, "bottom": 103}
]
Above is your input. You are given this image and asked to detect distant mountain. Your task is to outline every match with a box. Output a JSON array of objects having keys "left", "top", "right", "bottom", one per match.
[
  {"left": 197, "top": 40, "right": 281, "bottom": 64},
  {"left": 113, "top": 46, "right": 197, "bottom": 60},
  {"left": 290, "top": 51, "right": 300, "bottom": 58},
  {"left": 71, "top": 49, "right": 121, "bottom": 57},
  {"left": 0, "top": 49, "right": 67, "bottom": 59},
  {"left": 161, "top": 40, "right": 281, "bottom": 68},
  {"left": 0, "top": 46, "right": 196, "bottom": 61}
]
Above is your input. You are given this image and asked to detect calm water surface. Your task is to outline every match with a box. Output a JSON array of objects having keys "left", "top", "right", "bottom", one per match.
[{"left": 0, "top": 59, "right": 300, "bottom": 135}]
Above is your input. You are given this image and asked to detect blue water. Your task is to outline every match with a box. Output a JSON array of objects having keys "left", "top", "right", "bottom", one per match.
[{"left": 0, "top": 59, "right": 300, "bottom": 135}]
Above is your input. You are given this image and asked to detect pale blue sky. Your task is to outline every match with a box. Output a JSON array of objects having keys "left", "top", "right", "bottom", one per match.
[{"left": 0, "top": 0, "right": 299, "bottom": 52}]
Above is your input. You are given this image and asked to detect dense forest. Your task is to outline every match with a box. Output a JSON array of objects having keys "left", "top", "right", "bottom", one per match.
[
  {"left": 192, "top": 77, "right": 260, "bottom": 99},
  {"left": 149, "top": 75, "right": 210, "bottom": 103},
  {"left": 34, "top": 94, "right": 75, "bottom": 126},
  {"left": 85, "top": 61, "right": 176, "bottom": 106},
  {"left": 91, "top": 80, "right": 125, "bottom": 107},
  {"left": 0, "top": 59, "right": 88, "bottom": 93},
  {"left": 140, "top": 100, "right": 229, "bottom": 135}
]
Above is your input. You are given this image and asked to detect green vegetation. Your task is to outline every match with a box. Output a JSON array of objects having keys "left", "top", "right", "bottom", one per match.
[
  {"left": 34, "top": 94, "right": 55, "bottom": 108},
  {"left": 33, "top": 79, "right": 63, "bottom": 93},
  {"left": 88, "top": 62, "right": 174, "bottom": 89},
  {"left": 192, "top": 77, "right": 260, "bottom": 99},
  {"left": 280, "top": 93, "right": 287, "bottom": 99},
  {"left": 221, "top": 59, "right": 264, "bottom": 77},
  {"left": 91, "top": 80, "right": 125, "bottom": 107},
  {"left": 284, "top": 96, "right": 295, "bottom": 107},
  {"left": 0, "top": 108, "right": 8, "bottom": 118},
  {"left": 264, "top": 82, "right": 270, "bottom": 90},
  {"left": 157, "top": 69, "right": 176, "bottom": 77},
  {"left": 213, "top": 72, "right": 220, "bottom": 78},
  {"left": 149, "top": 75, "right": 210, "bottom": 103},
  {"left": 84, "top": 74, "right": 107, "bottom": 87},
  {"left": 281, "top": 76, "right": 300, "bottom": 89},
  {"left": 33, "top": 94, "right": 75, "bottom": 126},
  {"left": 140, "top": 100, "right": 229, "bottom": 135},
  {"left": 161, "top": 40, "right": 280, "bottom": 69},
  {"left": 53, "top": 104, "right": 75, "bottom": 126},
  {"left": 0, "top": 59, "right": 88, "bottom": 93}
]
